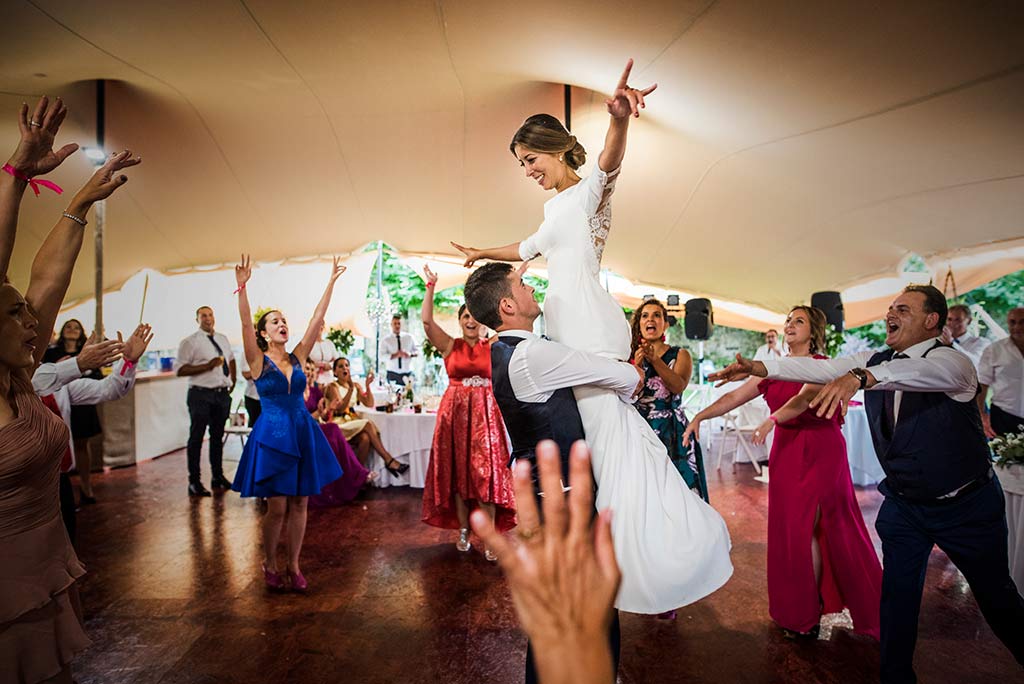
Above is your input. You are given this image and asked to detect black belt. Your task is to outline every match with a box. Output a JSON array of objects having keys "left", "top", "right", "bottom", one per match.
[
  {"left": 899, "top": 468, "right": 994, "bottom": 505},
  {"left": 190, "top": 386, "right": 230, "bottom": 393}
]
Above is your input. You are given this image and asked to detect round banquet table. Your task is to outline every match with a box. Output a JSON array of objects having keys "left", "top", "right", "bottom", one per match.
[
  {"left": 355, "top": 407, "right": 436, "bottom": 488},
  {"left": 995, "top": 464, "right": 1024, "bottom": 593},
  {"left": 843, "top": 403, "right": 885, "bottom": 487}
]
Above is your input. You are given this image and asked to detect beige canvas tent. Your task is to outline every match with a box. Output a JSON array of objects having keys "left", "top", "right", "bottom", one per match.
[{"left": 2, "top": 1, "right": 1022, "bottom": 331}]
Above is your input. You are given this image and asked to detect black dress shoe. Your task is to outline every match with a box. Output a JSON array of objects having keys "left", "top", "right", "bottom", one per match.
[
  {"left": 188, "top": 482, "right": 212, "bottom": 497},
  {"left": 211, "top": 475, "right": 233, "bottom": 490}
]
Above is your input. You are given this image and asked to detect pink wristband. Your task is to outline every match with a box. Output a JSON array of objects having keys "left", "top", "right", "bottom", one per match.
[
  {"left": 233, "top": 284, "right": 246, "bottom": 294},
  {"left": 2, "top": 163, "right": 63, "bottom": 196},
  {"left": 769, "top": 415, "right": 778, "bottom": 425},
  {"left": 120, "top": 359, "right": 136, "bottom": 376}
]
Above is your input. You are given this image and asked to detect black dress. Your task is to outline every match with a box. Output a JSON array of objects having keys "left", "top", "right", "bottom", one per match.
[{"left": 42, "top": 345, "right": 103, "bottom": 439}]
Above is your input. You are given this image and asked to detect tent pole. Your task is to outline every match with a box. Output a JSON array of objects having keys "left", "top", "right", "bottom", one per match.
[
  {"left": 375, "top": 241, "right": 383, "bottom": 380},
  {"left": 564, "top": 84, "right": 571, "bottom": 131},
  {"left": 93, "top": 79, "right": 106, "bottom": 337}
]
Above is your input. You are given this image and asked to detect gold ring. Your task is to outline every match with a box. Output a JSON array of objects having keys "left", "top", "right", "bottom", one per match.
[{"left": 517, "top": 527, "right": 540, "bottom": 541}]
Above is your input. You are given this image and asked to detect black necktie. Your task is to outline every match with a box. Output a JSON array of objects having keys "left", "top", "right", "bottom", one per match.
[
  {"left": 396, "top": 333, "right": 402, "bottom": 370},
  {"left": 207, "top": 334, "right": 229, "bottom": 376},
  {"left": 881, "top": 352, "right": 908, "bottom": 437}
]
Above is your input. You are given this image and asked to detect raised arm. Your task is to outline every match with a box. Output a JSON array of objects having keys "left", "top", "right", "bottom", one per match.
[
  {"left": 234, "top": 254, "right": 262, "bottom": 377},
  {"left": 421, "top": 265, "right": 454, "bottom": 355},
  {"left": 598, "top": 58, "right": 657, "bottom": 173},
  {"left": 293, "top": 257, "right": 346, "bottom": 363},
  {"left": 26, "top": 150, "right": 141, "bottom": 366},
  {"left": 451, "top": 241, "right": 522, "bottom": 268},
  {"left": 682, "top": 377, "right": 763, "bottom": 447},
  {"left": 2, "top": 97, "right": 79, "bottom": 278}
]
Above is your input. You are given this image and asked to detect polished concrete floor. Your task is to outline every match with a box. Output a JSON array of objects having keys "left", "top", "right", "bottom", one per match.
[{"left": 69, "top": 442, "right": 1020, "bottom": 683}]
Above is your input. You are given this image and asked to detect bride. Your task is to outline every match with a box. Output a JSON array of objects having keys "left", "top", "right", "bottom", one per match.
[{"left": 453, "top": 60, "right": 732, "bottom": 614}]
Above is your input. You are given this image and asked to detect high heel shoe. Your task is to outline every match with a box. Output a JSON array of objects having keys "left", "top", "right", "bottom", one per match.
[
  {"left": 385, "top": 458, "right": 409, "bottom": 476},
  {"left": 262, "top": 563, "right": 286, "bottom": 592},
  {"left": 456, "top": 528, "right": 472, "bottom": 552},
  {"left": 287, "top": 569, "right": 309, "bottom": 593}
]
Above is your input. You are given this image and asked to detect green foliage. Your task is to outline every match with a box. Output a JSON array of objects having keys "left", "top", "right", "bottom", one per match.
[
  {"left": 326, "top": 327, "right": 355, "bottom": 354},
  {"left": 824, "top": 324, "right": 845, "bottom": 358},
  {"left": 369, "top": 245, "right": 465, "bottom": 317},
  {"left": 422, "top": 338, "right": 441, "bottom": 361}
]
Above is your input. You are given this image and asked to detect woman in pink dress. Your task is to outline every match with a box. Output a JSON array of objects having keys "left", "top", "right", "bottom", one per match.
[
  {"left": 685, "top": 306, "right": 881, "bottom": 639},
  {"left": 420, "top": 266, "right": 515, "bottom": 560}
]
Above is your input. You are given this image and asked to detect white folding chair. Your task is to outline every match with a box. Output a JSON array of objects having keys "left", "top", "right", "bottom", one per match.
[{"left": 712, "top": 411, "right": 763, "bottom": 475}]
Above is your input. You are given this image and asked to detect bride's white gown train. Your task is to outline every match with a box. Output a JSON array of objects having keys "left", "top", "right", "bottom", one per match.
[{"left": 519, "top": 165, "right": 733, "bottom": 613}]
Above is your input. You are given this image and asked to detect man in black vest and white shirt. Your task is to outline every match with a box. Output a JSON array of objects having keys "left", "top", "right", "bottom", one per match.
[
  {"left": 464, "top": 261, "right": 643, "bottom": 684},
  {"left": 710, "top": 284, "right": 1024, "bottom": 683}
]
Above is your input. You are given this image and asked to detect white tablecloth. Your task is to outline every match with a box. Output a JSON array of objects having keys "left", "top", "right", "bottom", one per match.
[
  {"left": 843, "top": 404, "right": 884, "bottom": 486},
  {"left": 996, "top": 465, "right": 1024, "bottom": 592},
  {"left": 356, "top": 407, "right": 436, "bottom": 488}
]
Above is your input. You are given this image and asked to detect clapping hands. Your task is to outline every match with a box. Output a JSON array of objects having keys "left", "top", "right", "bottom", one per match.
[
  {"left": 605, "top": 58, "right": 657, "bottom": 120},
  {"left": 121, "top": 324, "right": 154, "bottom": 363},
  {"left": 75, "top": 332, "right": 124, "bottom": 371}
]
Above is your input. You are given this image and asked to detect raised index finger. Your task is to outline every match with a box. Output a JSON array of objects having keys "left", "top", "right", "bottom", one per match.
[{"left": 616, "top": 58, "right": 634, "bottom": 90}]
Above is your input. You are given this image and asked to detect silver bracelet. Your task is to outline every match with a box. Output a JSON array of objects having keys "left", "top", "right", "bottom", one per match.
[{"left": 62, "top": 211, "right": 87, "bottom": 226}]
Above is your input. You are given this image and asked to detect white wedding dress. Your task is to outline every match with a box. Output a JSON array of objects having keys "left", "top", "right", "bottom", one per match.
[{"left": 519, "top": 166, "right": 733, "bottom": 614}]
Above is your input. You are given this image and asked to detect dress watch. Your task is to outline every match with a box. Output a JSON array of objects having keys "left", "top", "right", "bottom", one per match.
[{"left": 848, "top": 367, "right": 868, "bottom": 390}]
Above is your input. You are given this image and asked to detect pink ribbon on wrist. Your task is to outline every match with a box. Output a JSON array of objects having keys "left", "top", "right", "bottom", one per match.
[
  {"left": 120, "top": 359, "right": 136, "bottom": 376},
  {"left": 233, "top": 284, "right": 246, "bottom": 294},
  {"left": 2, "top": 163, "right": 63, "bottom": 196}
]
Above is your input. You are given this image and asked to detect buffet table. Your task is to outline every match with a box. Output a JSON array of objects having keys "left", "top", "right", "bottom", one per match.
[
  {"left": 355, "top": 407, "right": 437, "bottom": 489},
  {"left": 100, "top": 371, "right": 191, "bottom": 467}
]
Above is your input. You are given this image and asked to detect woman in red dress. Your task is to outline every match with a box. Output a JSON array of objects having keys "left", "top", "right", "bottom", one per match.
[
  {"left": 420, "top": 266, "right": 515, "bottom": 560},
  {"left": 684, "top": 306, "right": 881, "bottom": 639}
]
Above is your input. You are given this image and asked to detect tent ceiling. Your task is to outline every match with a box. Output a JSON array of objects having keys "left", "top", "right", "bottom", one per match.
[{"left": 2, "top": 1, "right": 1022, "bottom": 317}]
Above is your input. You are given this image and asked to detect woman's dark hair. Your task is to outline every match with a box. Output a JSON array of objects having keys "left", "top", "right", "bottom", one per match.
[
  {"left": 464, "top": 263, "right": 514, "bottom": 330},
  {"left": 332, "top": 357, "right": 354, "bottom": 389},
  {"left": 789, "top": 306, "right": 828, "bottom": 356},
  {"left": 255, "top": 310, "right": 280, "bottom": 352},
  {"left": 458, "top": 303, "right": 468, "bottom": 318},
  {"left": 56, "top": 318, "right": 87, "bottom": 354},
  {"left": 629, "top": 299, "right": 669, "bottom": 361},
  {"left": 509, "top": 114, "right": 587, "bottom": 170}
]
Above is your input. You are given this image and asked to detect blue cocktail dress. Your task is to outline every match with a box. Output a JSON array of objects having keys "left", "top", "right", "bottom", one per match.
[{"left": 232, "top": 354, "right": 343, "bottom": 497}]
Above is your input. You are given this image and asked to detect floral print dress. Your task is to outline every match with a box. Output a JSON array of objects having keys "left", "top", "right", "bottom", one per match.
[{"left": 635, "top": 345, "right": 709, "bottom": 502}]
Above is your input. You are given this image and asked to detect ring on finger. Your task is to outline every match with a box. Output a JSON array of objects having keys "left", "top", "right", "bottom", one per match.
[
  {"left": 29, "top": 120, "right": 42, "bottom": 127},
  {"left": 517, "top": 527, "right": 541, "bottom": 542}
]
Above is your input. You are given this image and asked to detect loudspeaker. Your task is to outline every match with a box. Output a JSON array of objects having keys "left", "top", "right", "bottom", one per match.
[
  {"left": 811, "top": 291, "right": 844, "bottom": 332},
  {"left": 684, "top": 298, "right": 713, "bottom": 340}
]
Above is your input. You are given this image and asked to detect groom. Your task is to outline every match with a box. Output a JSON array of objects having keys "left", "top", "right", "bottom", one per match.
[{"left": 464, "top": 261, "right": 643, "bottom": 684}]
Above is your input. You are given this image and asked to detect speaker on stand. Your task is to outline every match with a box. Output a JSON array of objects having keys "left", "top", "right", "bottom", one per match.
[
  {"left": 684, "top": 298, "right": 714, "bottom": 384},
  {"left": 810, "top": 291, "right": 845, "bottom": 332}
]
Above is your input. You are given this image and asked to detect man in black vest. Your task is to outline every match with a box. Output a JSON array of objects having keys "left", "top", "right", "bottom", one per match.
[
  {"left": 710, "top": 285, "right": 1024, "bottom": 683},
  {"left": 464, "top": 261, "right": 643, "bottom": 684}
]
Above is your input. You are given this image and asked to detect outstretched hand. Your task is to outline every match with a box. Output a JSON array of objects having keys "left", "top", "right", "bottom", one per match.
[
  {"left": 808, "top": 373, "right": 858, "bottom": 420},
  {"left": 121, "top": 324, "right": 154, "bottom": 363},
  {"left": 70, "top": 150, "right": 142, "bottom": 206},
  {"left": 681, "top": 418, "right": 702, "bottom": 448},
  {"left": 75, "top": 332, "right": 124, "bottom": 371},
  {"left": 707, "top": 354, "right": 760, "bottom": 386},
  {"left": 751, "top": 418, "right": 774, "bottom": 446},
  {"left": 6, "top": 96, "right": 78, "bottom": 177},
  {"left": 605, "top": 58, "right": 657, "bottom": 119},
  {"left": 451, "top": 242, "right": 483, "bottom": 268},
  {"left": 328, "top": 256, "right": 347, "bottom": 283},
  {"left": 470, "top": 440, "right": 619, "bottom": 684},
  {"left": 235, "top": 254, "right": 252, "bottom": 288}
]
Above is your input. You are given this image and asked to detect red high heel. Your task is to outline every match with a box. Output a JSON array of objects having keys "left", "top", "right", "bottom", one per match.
[
  {"left": 262, "top": 563, "right": 286, "bottom": 592},
  {"left": 288, "top": 569, "right": 308, "bottom": 593}
]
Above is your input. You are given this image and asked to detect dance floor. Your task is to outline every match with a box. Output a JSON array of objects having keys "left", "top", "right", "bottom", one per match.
[{"left": 71, "top": 443, "right": 1019, "bottom": 683}]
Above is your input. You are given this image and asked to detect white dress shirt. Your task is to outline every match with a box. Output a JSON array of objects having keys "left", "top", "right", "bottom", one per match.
[
  {"left": 382, "top": 331, "right": 416, "bottom": 374},
  {"left": 239, "top": 355, "right": 260, "bottom": 401},
  {"left": 32, "top": 357, "right": 137, "bottom": 468},
  {"left": 497, "top": 330, "right": 639, "bottom": 405},
  {"left": 753, "top": 344, "right": 786, "bottom": 362},
  {"left": 761, "top": 336, "right": 978, "bottom": 422},
  {"left": 978, "top": 337, "right": 1024, "bottom": 418},
  {"left": 951, "top": 334, "right": 991, "bottom": 368},
  {"left": 175, "top": 329, "right": 235, "bottom": 389}
]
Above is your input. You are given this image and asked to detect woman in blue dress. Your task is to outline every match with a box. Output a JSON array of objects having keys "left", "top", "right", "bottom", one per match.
[
  {"left": 231, "top": 254, "right": 346, "bottom": 592},
  {"left": 630, "top": 298, "right": 709, "bottom": 503}
]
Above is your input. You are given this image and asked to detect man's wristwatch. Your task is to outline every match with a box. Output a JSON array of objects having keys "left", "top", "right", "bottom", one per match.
[{"left": 848, "top": 367, "right": 868, "bottom": 390}]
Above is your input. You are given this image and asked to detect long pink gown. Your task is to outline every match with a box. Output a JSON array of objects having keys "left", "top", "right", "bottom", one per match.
[{"left": 760, "top": 365, "right": 882, "bottom": 638}]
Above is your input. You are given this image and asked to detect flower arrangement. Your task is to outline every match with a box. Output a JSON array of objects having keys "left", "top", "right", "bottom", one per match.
[
  {"left": 326, "top": 327, "right": 355, "bottom": 355},
  {"left": 991, "top": 427, "right": 1024, "bottom": 467},
  {"left": 824, "top": 324, "right": 845, "bottom": 359},
  {"left": 422, "top": 339, "right": 441, "bottom": 362}
]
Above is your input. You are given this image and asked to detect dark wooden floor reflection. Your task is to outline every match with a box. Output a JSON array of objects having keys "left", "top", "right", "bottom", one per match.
[{"left": 70, "top": 442, "right": 1020, "bottom": 683}]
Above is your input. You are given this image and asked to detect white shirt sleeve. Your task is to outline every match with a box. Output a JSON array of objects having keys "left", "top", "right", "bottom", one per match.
[
  {"left": 761, "top": 353, "right": 871, "bottom": 384},
  {"left": 977, "top": 344, "right": 996, "bottom": 386},
  {"left": 174, "top": 335, "right": 193, "bottom": 370},
  {"left": 31, "top": 357, "right": 84, "bottom": 396},
  {"left": 510, "top": 337, "right": 639, "bottom": 404},
  {"left": 66, "top": 359, "right": 136, "bottom": 405},
  {"left": 869, "top": 347, "right": 977, "bottom": 400}
]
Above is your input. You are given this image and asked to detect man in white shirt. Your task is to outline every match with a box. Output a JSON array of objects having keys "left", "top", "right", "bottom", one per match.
[
  {"left": 382, "top": 314, "right": 417, "bottom": 385},
  {"left": 978, "top": 307, "right": 1024, "bottom": 437},
  {"left": 176, "top": 306, "right": 237, "bottom": 496},
  {"left": 33, "top": 324, "right": 152, "bottom": 541},
  {"left": 941, "top": 303, "right": 991, "bottom": 368},
  {"left": 753, "top": 328, "right": 785, "bottom": 361},
  {"left": 239, "top": 355, "right": 261, "bottom": 426},
  {"left": 710, "top": 285, "right": 1024, "bottom": 683}
]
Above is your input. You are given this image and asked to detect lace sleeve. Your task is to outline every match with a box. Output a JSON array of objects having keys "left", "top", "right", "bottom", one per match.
[{"left": 583, "top": 167, "right": 620, "bottom": 263}]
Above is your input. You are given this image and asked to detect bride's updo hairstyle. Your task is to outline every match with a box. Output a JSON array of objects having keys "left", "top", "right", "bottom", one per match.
[{"left": 509, "top": 114, "right": 587, "bottom": 170}]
